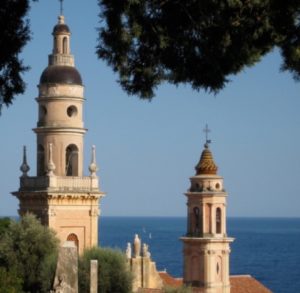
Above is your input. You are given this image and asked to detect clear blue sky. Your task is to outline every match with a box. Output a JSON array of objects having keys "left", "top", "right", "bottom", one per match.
[{"left": 0, "top": 1, "right": 299, "bottom": 217}]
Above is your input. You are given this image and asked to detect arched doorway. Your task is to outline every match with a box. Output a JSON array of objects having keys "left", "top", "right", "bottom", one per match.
[{"left": 67, "top": 233, "right": 79, "bottom": 250}]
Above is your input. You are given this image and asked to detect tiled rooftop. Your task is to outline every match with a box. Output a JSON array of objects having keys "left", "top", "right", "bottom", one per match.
[
  {"left": 140, "top": 272, "right": 272, "bottom": 293},
  {"left": 230, "top": 275, "right": 272, "bottom": 293}
]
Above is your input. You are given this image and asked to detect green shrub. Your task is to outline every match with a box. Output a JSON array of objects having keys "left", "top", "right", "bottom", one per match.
[
  {"left": 0, "top": 267, "right": 23, "bottom": 293},
  {"left": 79, "top": 246, "right": 132, "bottom": 293},
  {"left": 0, "top": 214, "right": 59, "bottom": 292}
]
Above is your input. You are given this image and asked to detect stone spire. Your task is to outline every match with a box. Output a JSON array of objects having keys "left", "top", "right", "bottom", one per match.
[
  {"left": 89, "top": 145, "right": 98, "bottom": 177},
  {"left": 20, "top": 145, "right": 30, "bottom": 177}
]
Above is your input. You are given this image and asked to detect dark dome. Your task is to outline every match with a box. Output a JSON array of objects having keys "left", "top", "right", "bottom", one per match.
[
  {"left": 53, "top": 23, "right": 70, "bottom": 34},
  {"left": 40, "top": 66, "right": 82, "bottom": 85}
]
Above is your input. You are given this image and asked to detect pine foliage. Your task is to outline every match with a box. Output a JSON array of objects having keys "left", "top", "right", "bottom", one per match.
[
  {"left": 97, "top": 0, "right": 300, "bottom": 99},
  {"left": 0, "top": 0, "right": 36, "bottom": 111}
]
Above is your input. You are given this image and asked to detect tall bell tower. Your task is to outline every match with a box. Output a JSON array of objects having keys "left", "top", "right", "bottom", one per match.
[
  {"left": 13, "top": 13, "right": 105, "bottom": 254},
  {"left": 181, "top": 127, "right": 233, "bottom": 292}
]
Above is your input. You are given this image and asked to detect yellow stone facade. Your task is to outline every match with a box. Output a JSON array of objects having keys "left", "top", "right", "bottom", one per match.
[{"left": 13, "top": 15, "right": 104, "bottom": 254}]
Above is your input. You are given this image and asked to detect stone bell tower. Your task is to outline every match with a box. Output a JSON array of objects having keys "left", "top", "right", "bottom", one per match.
[
  {"left": 181, "top": 128, "right": 234, "bottom": 292},
  {"left": 13, "top": 14, "right": 105, "bottom": 254}
]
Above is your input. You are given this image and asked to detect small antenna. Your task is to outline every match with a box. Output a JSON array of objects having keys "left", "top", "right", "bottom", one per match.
[
  {"left": 203, "top": 124, "right": 211, "bottom": 146},
  {"left": 59, "top": 0, "right": 64, "bottom": 15}
]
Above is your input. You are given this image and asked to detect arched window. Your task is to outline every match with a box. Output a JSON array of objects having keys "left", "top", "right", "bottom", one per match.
[
  {"left": 65, "top": 144, "right": 79, "bottom": 176},
  {"left": 63, "top": 37, "right": 68, "bottom": 54},
  {"left": 67, "top": 233, "right": 79, "bottom": 250},
  {"left": 205, "top": 204, "right": 212, "bottom": 233},
  {"left": 193, "top": 207, "right": 202, "bottom": 236},
  {"left": 37, "top": 144, "right": 45, "bottom": 176},
  {"left": 216, "top": 208, "right": 222, "bottom": 234},
  {"left": 54, "top": 36, "right": 58, "bottom": 53},
  {"left": 216, "top": 256, "right": 223, "bottom": 281}
]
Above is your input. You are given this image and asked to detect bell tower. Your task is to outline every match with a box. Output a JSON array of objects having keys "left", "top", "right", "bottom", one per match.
[
  {"left": 181, "top": 127, "right": 233, "bottom": 292},
  {"left": 13, "top": 14, "right": 105, "bottom": 254}
]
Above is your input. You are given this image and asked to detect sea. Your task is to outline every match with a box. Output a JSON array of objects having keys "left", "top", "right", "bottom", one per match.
[{"left": 99, "top": 217, "right": 300, "bottom": 293}]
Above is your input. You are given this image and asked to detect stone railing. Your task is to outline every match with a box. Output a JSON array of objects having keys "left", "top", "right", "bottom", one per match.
[{"left": 20, "top": 175, "right": 99, "bottom": 192}]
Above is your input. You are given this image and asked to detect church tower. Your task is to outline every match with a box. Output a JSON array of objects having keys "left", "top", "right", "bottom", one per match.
[
  {"left": 13, "top": 14, "right": 105, "bottom": 254},
  {"left": 181, "top": 129, "right": 233, "bottom": 292}
]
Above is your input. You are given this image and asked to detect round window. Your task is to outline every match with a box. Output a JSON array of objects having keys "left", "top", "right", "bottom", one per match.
[{"left": 67, "top": 105, "right": 77, "bottom": 117}]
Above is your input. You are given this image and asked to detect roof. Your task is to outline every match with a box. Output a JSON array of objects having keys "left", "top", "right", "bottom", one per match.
[
  {"left": 230, "top": 275, "right": 272, "bottom": 293},
  {"left": 53, "top": 23, "right": 70, "bottom": 34},
  {"left": 195, "top": 144, "right": 218, "bottom": 175},
  {"left": 140, "top": 273, "right": 272, "bottom": 293},
  {"left": 40, "top": 66, "right": 82, "bottom": 85},
  {"left": 159, "top": 272, "right": 183, "bottom": 288}
]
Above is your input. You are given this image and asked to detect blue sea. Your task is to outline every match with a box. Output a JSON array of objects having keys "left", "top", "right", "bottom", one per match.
[{"left": 99, "top": 217, "right": 300, "bottom": 293}]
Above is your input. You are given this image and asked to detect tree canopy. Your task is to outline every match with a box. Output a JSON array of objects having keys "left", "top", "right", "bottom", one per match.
[
  {"left": 97, "top": 0, "right": 300, "bottom": 99},
  {"left": 78, "top": 247, "right": 132, "bottom": 293},
  {"left": 1, "top": 1, "right": 300, "bottom": 108},
  {"left": 0, "top": 214, "right": 59, "bottom": 293},
  {"left": 0, "top": 0, "right": 35, "bottom": 112}
]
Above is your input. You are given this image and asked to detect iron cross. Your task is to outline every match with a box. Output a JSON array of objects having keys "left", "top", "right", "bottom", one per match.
[
  {"left": 59, "top": 0, "right": 64, "bottom": 15},
  {"left": 203, "top": 124, "right": 211, "bottom": 144}
]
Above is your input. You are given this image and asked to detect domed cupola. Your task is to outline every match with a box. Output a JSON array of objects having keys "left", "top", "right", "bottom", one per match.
[
  {"left": 40, "top": 66, "right": 82, "bottom": 85},
  {"left": 195, "top": 143, "right": 218, "bottom": 175},
  {"left": 39, "top": 15, "right": 82, "bottom": 86},
  {"left": 52, "top": 21, "right": 70, "bottom": 35}
]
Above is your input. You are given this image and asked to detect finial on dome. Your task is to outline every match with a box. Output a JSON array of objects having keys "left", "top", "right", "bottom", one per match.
[
  {"left": 59, "top": 0, "right": 64, "bottom": 16},
  {"left": 20, "top": 145, "right": 30, "bottom": 177},
  {"left": 203, "top": 123, "right": 211, "bottom": 148},
  {"left": 46, "top": 143, "right": 56, "bottom": 176},
  {"left": 89, "top": 145, "right": 98, "bottom": 177},
  {"left": 195, "top": 125, "right": 218, "bottom": 175}
]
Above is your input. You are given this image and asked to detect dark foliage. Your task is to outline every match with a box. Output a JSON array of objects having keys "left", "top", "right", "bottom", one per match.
[
  {"left": 97, "top": 0, "right": 300, "bottom": 99},
  {"left": 0, "top": 0, "right": 35, "bottom": 112}
]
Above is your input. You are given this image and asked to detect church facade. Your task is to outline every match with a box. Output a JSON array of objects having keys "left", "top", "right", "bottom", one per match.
[{"left": 13, "top": 14, "right": 104, "bottom": 254}]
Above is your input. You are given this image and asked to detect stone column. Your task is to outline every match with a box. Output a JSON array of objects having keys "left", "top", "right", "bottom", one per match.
[{"left": 90, "top": 260, "right": 98, "bottom": 293}]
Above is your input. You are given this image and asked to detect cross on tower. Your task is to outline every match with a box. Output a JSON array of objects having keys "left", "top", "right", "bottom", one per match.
[
  {"left": 203, "top": 124, "right": 211, "bottom": 145},
  {"left": 59, "top": 0, "right": 64, "bottom": 15}
]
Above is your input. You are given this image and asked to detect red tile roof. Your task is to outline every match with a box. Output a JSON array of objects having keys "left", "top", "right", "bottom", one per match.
[
  {"left": 159, "top": 271, "right": 183, "bottom": 288},
  {"left": 140, "top": 272, "right": 272, "bottom": 293},
  {"left": 230, "top": 275, "right": 272, "bottom": 293}
]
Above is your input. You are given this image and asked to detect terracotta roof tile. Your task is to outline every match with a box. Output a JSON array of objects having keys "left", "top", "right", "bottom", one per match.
[
  {"left": 159, "top": 271, "right": 183, "bottom": 288},
  {"left": 230, "top": 275, "right": 272, "bottom": 293},
  {"left": 140, "top": 273, "right": 273, "bottom": 293}
]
